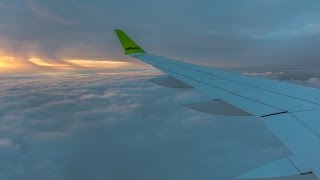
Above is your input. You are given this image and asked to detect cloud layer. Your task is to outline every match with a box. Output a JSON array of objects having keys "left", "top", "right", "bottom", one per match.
[
  {"left": 0, "top": 70, "right": 297, "bottom": 180},
  {"left": 242, "top": 69, "right": 320, "bottom": 88}
]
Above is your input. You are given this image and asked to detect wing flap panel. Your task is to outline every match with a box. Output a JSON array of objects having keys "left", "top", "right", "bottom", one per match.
[
  {"left": 263, "top": 113, "right": 320, "bottom": 175},
  {"left": 183, "top": 99, "right": 253, "bottom": 116},
  {"left": 237, "top": 157, "right": 301, "bottom": 180},
  {"left": 149, "top": 75, "right": 192, "bottom": 88}
]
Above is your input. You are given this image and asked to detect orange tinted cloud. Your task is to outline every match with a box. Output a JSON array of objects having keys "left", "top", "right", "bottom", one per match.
[
  {"left": 66, "top": 59, "right": 131, "bottom": 69},
  {"left": 29, "top": 57, "right": 132, "bottom": 69},
  {"left": 0, "top": 53, "right": 143, "bottom": 74},
  {"left": 0, "top": 55, "right": 27, "bottom": 73}
]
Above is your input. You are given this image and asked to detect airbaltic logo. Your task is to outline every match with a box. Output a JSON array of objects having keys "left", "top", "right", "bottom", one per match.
[{"left": 126, "top": 47, "right": 140, "bottom": 50}]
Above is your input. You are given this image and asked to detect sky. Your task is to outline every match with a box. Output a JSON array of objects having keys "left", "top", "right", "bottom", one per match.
[
  {"left": 1, "top": 0, "right": 320, "bottom": 73},
  {"left": 1, "top": 1, "right": 320, "bottom": 180}
]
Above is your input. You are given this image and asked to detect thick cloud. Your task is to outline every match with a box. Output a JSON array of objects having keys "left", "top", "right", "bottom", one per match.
[
  {"left": 1, "top": 0, "right": 320, "bottom": 68},
  {"left": 242, "top": 69, "right": 320, "bottom": 88},
  {"left": 0, "top": 70, "right": 296, "bottom": 180}
]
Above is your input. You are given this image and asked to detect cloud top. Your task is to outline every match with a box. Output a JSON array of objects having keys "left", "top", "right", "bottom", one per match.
[{"left": 0, "top": 70, "right": 298, "bottom": 180}]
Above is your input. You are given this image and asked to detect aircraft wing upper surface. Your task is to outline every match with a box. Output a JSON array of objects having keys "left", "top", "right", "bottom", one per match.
[{"left": 115, "top": 29, "right": 320, "bottom": 180}]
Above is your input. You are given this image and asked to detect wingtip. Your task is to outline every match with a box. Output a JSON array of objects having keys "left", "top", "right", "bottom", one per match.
[{"left": 114, "top": 29, "right": 146, "bottom": 55}]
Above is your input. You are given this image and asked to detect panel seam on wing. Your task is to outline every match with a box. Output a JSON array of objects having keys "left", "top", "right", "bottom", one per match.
[
  {"left": 153, "top": 64, "right": 286, "bottom": 112},
  {"left": 261, "top": 111, "right": 288, "bottom": 117},
  {"left": 143, "top": 53, "right": 320, "bottom": 106}
]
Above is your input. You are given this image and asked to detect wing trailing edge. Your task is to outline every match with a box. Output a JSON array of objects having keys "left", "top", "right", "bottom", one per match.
[{"left": 237, "top": 157, "right": 311, "bottom": 180}]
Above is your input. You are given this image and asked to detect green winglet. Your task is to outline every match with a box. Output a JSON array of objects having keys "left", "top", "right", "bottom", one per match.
[{"left": 115, "top": 29, "right": 146, "bottom": 55}]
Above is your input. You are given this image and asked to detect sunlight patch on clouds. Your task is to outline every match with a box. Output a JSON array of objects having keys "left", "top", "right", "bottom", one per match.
[
  {"left": 0, "top": 57, "right": 15, "bottom": 68},
  {"left": 0, "top": 54, "right": 141, "bottom": 73},
  {"left": 66, "top": 59, "right": 131, "bottom": 69},
  {"left": 29, "top": 58, "right": 61, "bottom": 67},
  {"left": 29, "top": 57, "right": 132, "bottom": 69},
  {"left": 0, "top": 55, "right": 26, "bottom": 73},
  {"left": 28, "top": 57, "right": 71, "bottom": 69}
]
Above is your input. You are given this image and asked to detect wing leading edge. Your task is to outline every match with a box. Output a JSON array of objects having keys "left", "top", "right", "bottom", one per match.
[{"left": 115, "top": 29, "right": 320, "bottom": 179}]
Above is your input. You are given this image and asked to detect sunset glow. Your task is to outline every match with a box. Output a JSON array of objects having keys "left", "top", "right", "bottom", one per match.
[
  {"left": 0, "top": 59, "right": 12, "bottom": 69},
  {"left": 0, "top": 55, "right": 26, "bottom": 73},
  {"left": 67, "top": 59, "right": 130, "bottom": 68},
  {"left": 0, "top": 54, "right": 136, "bottom": 74},
  {"left": 29, "top": 58, "right": 70, "bottom": 68}
]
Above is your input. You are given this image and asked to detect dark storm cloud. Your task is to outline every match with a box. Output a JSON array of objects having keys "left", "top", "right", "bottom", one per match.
[
  {"left": 0, "top": 71, "right": 294, "bottom": 180},
  {"left": 1, "top": 0, "right": 320, "bottom": 67}
]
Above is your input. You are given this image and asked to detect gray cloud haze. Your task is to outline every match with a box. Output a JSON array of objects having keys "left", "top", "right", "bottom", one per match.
[
  {"left": 2, "top": 70, "right": 309, "bottom": 180},
  {"left": 0, "top": 0, "right": 320, "bottom": 68},
  {"left": 1, "top": 69, "right": 320, "bottom": 179}
]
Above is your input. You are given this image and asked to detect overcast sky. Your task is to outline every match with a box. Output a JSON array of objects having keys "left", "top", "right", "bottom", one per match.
[{"left": 1, "top": 0, "right": 320, "bottom": 69}]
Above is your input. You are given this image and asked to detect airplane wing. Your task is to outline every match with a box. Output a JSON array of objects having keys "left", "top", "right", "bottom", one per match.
[{"left": 115, "top": 29, "right": 320, "bottom": 180}]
